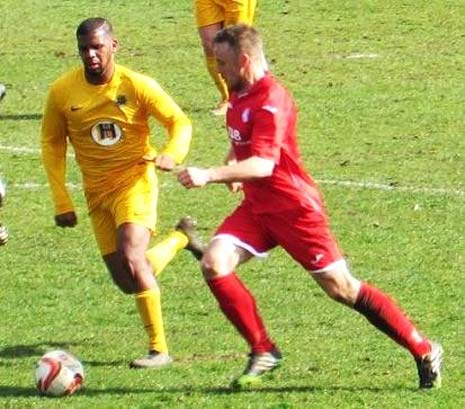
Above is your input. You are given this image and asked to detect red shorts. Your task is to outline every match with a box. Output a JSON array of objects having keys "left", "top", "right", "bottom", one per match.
[{"left": 215, "top": 200, "right": 344, "bottom": 272}]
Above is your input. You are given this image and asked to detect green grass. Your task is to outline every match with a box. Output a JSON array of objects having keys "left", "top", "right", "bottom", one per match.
[{"left": 1, "top": 0, "right": 464, "bottom": 407}]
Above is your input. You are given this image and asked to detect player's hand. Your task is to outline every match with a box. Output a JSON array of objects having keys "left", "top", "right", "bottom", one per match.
[
  {"left": 177, "top": 167, "right": 210, "bottom": 189},
  {"left": 227, "top": 181, "right": 243, "bottom": 193},
  {"left": 55, "top": 211, "right": 77, "bottom": 228},
  {"left": 155, "top": 154, "right": 176, "bottom": 171},
  {"left": 0, "top": 224, "right": 8, "bottom": 246}
]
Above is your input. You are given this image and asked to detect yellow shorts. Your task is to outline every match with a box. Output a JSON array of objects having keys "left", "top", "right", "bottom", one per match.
[
  {"left": 195, "top": 0, "right": 256, "bottom": 28},
  {"left": 88, "top": 164, "right": 158, "bottom": 255}
]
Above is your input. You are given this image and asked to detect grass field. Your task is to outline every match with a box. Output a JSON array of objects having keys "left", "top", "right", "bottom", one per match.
[{"left": 1, "top": 0, "right": 464, "bottom": 407}]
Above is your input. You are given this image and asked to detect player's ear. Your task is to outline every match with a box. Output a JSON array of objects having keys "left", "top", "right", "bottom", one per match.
[
  {"left": 112, "top": 38, "right": 119, "bottom": 53},
  {"left": 240, "top": 52, "right": 251, "bottom": 70}
]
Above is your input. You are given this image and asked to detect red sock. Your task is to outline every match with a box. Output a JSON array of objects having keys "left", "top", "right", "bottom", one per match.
[
  {"left": 207, "top": 273, "right": 275, "bottom": 353},
  {"left": 354, "top": 282, "right": 431, "bottom": 358}
]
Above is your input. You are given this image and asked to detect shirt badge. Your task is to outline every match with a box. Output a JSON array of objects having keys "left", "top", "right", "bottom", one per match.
[{"left": 90, "top": 121, "right": 123, "bottom": 146}]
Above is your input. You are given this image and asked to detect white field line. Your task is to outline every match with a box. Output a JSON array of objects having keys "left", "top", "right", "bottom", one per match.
[
  {"left": 318, "top": 179, "right": 465, "bottom": 197},
  {"left": 2, "top": 144, "right": 465, "bottom": 197},
  {"left": 332, "top": 52, "right": 380, "bottom": 60},
  {"left": 7, "top": 179, "right": 465, "bottom": 198},
  {"left": 0, "top": 144, "right": 75, "bottom": 158}
]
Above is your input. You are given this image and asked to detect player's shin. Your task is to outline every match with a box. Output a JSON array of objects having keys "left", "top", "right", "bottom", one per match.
[
  {"left": 134, "top": 287, "right": 168, "bottom": 353},
  {"left": 353, "top": 282, "right": 431, "bottom": 358},
  {"left": 207, "top": 273, "right": 275, "bottom": 353},
  {"left": 146, "top": 231, "right": 188, "bottom": 276}
]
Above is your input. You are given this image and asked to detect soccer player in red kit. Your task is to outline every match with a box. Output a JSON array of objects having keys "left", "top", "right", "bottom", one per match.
[{"left": 177, "top": 24, "right": 443, "bottom": 390}]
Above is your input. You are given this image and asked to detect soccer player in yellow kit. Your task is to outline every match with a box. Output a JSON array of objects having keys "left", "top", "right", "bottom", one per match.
[
  {"left": 41, "top": 17, "right": 202, "bottom": 368},
  {"left": 194, "top": 0, "right": 256, "bottom": 115}
]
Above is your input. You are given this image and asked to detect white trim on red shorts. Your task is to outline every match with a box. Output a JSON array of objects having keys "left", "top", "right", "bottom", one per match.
[
  {"left": 211, "top": 233, "right": 268, "bottom": 258},
  {"left": 310, "top": 259, "right": 348, "bottom": 274}
]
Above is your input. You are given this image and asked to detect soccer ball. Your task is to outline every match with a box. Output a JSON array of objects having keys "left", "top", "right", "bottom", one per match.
[{"left": 35, "top": 350, "right": 84, "bottom": 397}]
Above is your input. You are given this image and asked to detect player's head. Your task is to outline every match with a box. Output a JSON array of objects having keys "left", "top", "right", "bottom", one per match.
[
  {"left": 213, "top": 24, "right": 265, "bottom": 92},
  {"left": 76, "top": 17, "right": 118, "bottom": 84}
]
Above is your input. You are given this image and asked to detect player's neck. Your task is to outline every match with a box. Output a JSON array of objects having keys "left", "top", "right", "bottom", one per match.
[
  {"left": 240, "top": 67, "right": 266, "bottom": 93},
  {"left": 85, "top": 64, "right": 115, "bottom": 85}
]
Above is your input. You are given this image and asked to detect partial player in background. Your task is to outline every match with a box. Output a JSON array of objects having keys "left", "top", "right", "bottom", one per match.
[
  {"left": 1, "top": 90, "right": 9, "bottom": 246},
  {"left": 1, "top": 89, "right": 9, "bottom": 244},
  {"left": 0, "top": 84, "right": 6, "bottom": 103},
  {"left": 194, "top": 0, "right": 256, "bottom": 115},
  {"left": 41, "top": 17, "right": 204, "bottom": 369},
  {"left": 178, "top": 24, "right": 443, "bottom": 390},
  {"left": 0, "top": 177, "right": 8, "bottom": 246}
]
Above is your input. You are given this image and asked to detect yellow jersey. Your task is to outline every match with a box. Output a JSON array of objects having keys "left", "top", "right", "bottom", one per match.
[{"left": 41, "top": 64, "right": 192, "bottom": 214}]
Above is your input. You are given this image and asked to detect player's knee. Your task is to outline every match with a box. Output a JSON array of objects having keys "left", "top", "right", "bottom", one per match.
[
  {"left": 201, "top": 254, "right": 228, "bottom": 280},
  {"left": 325, "top": 285, "right": 351, "bottom": 304},
  {"left": 120, "top": 248, "right": 143, "bottom": 274},
  {"left": 117, "top": 281, "right": 136, "bottom": 294},
  {"left": 108, "top": 267, "right": 137, "bottom": 294},
  {"left": 201, "top": 258, "right": 218, "bottom": 280},
  {"left": 313, "top": 270, "right": 360, "bottom": 306}
]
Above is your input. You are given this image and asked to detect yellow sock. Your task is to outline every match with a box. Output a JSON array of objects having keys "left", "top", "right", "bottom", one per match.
[
  {"left": 146, "top": 231, "right": 188, "bottom": 276},
  {"left": 135, "top": 288, "right": 168, "bottom": 353},
  {"left": 206, "top": 56, "right": 229, "bottom": 102}
]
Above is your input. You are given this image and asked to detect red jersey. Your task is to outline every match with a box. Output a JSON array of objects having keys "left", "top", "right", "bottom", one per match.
[{"left": 227, "top": 75, "right": 323, "bottom": 214}]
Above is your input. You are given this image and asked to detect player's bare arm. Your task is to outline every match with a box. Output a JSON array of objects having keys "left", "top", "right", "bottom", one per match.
[
  {"left": 177, "top": 156, "right": 274, "bottom": 189},
  {"left": 154, "top": 154, "right": 177, "bottom": 171}
]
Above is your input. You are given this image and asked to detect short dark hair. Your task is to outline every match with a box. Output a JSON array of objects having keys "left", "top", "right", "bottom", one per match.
[
  {"left": 76, "top": 17, "right": 113, "bottom": 38},
  {"left": 213, "top": 24, "right": 263, "bottom": 58}
]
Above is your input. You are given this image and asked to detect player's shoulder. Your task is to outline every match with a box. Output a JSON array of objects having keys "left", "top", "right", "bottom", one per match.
[
  {"left": 50, "top": 66, "right": 83, "bottom": 90},
  {"left": 255, "top": 75, "right": 291, "bottom": 111},
  {"left": 265, "top": 75, "right": 289, "bottom": 99},
  {"left": 116, "top": 65, "right": 160, "bottom": 89}
]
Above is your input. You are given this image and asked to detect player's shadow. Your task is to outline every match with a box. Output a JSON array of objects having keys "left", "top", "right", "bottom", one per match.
[
  {"left": 0, "top": 383, "right": 418, "bottom": 399},
  {"left": 0, "top": 342, "right": 79, "bottom": 360},
  {"left": 0, "top": 342, "right": 127, "bottom": 367},
  {"left": 0, "top": 114, "right": 42, "bottom": 121},
  {"left": 69, "top": 384, "right": 421, "bottom": 396},
  {"left": 0, "top": 386, "right": 38, "bottom": 398},
  {"left": 82, "top": 359, "right": 129, "bottom": 367}
]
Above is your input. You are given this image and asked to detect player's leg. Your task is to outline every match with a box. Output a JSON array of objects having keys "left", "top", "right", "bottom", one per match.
[
  {"left": 223, "top": 0, "right": 269, "bottom": 71},
  {"left": 114, "top": 222, "right": 172, "bottom": 368},
  {"left": 311, "top": 266, "right": 442, "bottom": 388},
  {"left": 145, "top": 217, "right": 205, "bottom": 276},
  {"left": 224, "top": 0, "right": 257, "bottom": 26},
  {"left": 96, "top": 168, "right": 171, "bottom": 368},
  {"left": 94, "top": 211, "right": 170, "bottom": 366},
  {"left": 195, "top": 0, "right": 229, "bottom": 115},
  {"left": 101, "top": 222, "right": 172, "bottom": 368},
  {"left": 202, "top": 203, "right": 280, "bottom": 388},
  {"left": 269, "top": 206, "right": 442, "bottom": 389},
  {"left": 91, "top": 204, "right": 136, "bottom": 292}
]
